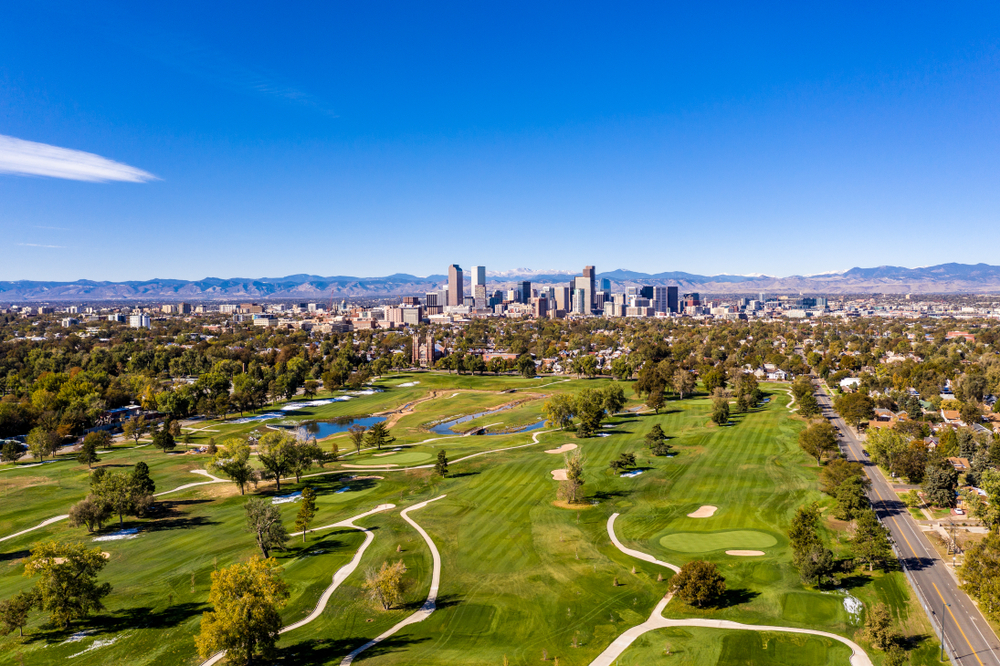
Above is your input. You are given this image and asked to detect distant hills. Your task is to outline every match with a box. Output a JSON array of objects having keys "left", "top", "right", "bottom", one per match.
[{"left": 3, "top": 263, "right": 1000, "bottom": 302}]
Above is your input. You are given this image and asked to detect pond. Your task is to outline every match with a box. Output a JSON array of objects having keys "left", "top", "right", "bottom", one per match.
[
  {"left": 430, "top": 406, "right": 545, "bottom": 436},
  {"left": 275, "top": 416, "right": 387, "bottom": 440}
]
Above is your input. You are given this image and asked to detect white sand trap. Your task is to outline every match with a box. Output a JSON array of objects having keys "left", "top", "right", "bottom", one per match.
[
  {"left": 551, "top": 469, "right": 568, "bottom": 481},
  {"left": 398, "top": 381, "right": 420, "bottom": 387},
  {"left": 545, "top": 444, "right": 578, "bottom": 455},
  {"left": 687, "top": 505, "right": 718, "bottom": 518},
  {"left": 726, "top": 550, "right": 766, "bottom": 556},
  {"left": 342, "top": 463, "right": 399, "bottom": 468},
  {"left": 373, "top": 451, "right": 397, "bottom": 457}
]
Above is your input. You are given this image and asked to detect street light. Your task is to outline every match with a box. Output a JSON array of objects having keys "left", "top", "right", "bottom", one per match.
[{"left": 941, "top": 601, "right": 951, "bottom": 662}]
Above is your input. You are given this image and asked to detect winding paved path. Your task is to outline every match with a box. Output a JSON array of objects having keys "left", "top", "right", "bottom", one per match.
[
  {"left": 340, "top": 494, "right": 446, "bottom": 665},
  {"left": 154, "top": 469, "right": 226, "bottom": 497},
  {"left": 0, "top": 515, "right": 70, "bottom": 544},
  {"left": 592, "top": 513, "right": 872, "bottom": 666},
  {"left": 199, "top": 503, "right": 396, "bottom": 666}
]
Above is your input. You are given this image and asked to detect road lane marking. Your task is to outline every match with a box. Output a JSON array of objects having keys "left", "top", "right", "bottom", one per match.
[{"left": 933, "top": 582, "right": 986, "bottom": 666}]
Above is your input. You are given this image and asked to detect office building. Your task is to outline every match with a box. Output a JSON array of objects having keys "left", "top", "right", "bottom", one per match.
[
  {"left": 448, "top": 265, "right": 464, "bottom": 306},
  {"left": 600, "top": 278, "right": 611, "bottom": 291},
  {"left": 129, "top": 313, "right": 151, "bottom": 329},
  {"left": 519, "top": 281, "right": 531, "bottom": 304},
  {"left": 583, "top": 266, "right": 596, "bottom": 311},
  {"left": 425, "top": 292, "right": 439, "bottom": 307},
  {"left": 554, "top": 286, "right": 571, "bottom": 312},
  {"left": 652, "top": 286, "right": 669, "bottom": 314},
  {"left": 572, "top": 288, "right": 587, "bottom": 314}
]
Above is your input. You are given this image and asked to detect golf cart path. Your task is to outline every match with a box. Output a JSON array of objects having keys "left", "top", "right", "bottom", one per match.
[
  {"left": 199, "top": 503, "right": 396, "bottom": 666},
  {"left": 592, "top": 513, "right": 872, "bottom": 666},
  {"left": 0, "top": 470, "right": 229, "bottom": 544},
  {"left": 783, "top": 388, "right": 798, "bottom": 413},
  {"left": 340, "top": 494, "right": 446, "bottom": 665}
]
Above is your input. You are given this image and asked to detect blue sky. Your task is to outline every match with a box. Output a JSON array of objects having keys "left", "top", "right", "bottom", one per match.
[{"left": 2, "top": 1, "right": 999, "bottom": 281}]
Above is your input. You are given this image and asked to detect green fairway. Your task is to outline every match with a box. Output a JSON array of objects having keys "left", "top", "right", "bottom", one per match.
[
  {"left": 659, "top": 530, "right": 778, "bottom": 553},
  {"left": 0, "top": 374, "right": 941, "bottom": 666}
]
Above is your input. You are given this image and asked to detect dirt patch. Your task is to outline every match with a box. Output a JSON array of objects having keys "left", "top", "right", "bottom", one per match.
[
  {"left": 687, "top": 505, "right": 718, "bottom": 518},
  {"left": 373, "top": 451, "right": 398, "bottom": 457},
  {"left": 0, "top": 475, "right": 54, "bottom": 491},
  {"left": 551, "top": 500, "right": 597, "bottom": 510},
  {"left": 342, "top": 463, "right": 399, "bottom": 469},
  {"left": 545, "top": 444, "right": 578, "bottom": 455},
  {"left": 726, "top": 550, "right": 765, "bottom": 556},
  {"left": 347, "top": 475, "right": 384, "bottom": 481},
  {"left": 550, "top": 469, "right": 568, "bottom": 481}
]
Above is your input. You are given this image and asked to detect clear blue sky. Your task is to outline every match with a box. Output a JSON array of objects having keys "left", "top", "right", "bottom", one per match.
[{"left": 2, "top": 1, "right": 999, "bottom": 281}]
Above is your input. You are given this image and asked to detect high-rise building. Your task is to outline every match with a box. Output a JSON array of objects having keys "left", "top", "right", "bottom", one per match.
[
  {"left": 600, "top": 278, "right": 611, "bottom": 291},
  {"left": 652, "top": 286, "right": 669, "bottom": 314},
  {"left": 667, "top": 286, "right": 679, "bottom": 313},
  {"left": 554, "top": 286, "right": 570, "bottom": 312},
  {"left": 472, "top": 265, "right": 487, "bottom": 309},
  {"left": 519, "top": 281, "right": 531, "bottom": 304},
  {"left": 583, "top": 266, "right": 596, "bottom": 311},
  {"left": 425, "top": 292, "right": 439, "bottom": 307},
  {"left": 572, "top": 288, "right": 587, "bottom": 314},
  {"left": 448, "top": 265, "right": 464, "bottom": 306}
]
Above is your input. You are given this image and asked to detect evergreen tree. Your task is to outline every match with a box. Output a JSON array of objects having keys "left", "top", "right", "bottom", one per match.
[
  {"left": 434, "top": 450, "right": 449, "bottom": 477},
  {"left": 294, "top": 487, "right": 317, "bottom": 542}
]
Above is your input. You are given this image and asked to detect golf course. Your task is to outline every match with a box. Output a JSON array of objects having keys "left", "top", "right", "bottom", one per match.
[{"left": 0, "top": 371, "right": 940, "bottom": 665}]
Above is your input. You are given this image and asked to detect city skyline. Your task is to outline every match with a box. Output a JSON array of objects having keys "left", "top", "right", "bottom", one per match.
[{"left": 4, "top": 3, "right": 1000, "bottom": 281}]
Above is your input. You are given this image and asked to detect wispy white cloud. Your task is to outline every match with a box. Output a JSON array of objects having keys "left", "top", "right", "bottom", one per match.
[
  {"left": 17, "top": 243, "right": 65, "bottom": 249},
  {"left": 0, "top": 135, "right": 158, "bottom": 183}
]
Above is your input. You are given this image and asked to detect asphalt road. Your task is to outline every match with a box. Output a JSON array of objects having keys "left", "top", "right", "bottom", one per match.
[{"left": 813, "top": 379, "right": 1000, "bottom": 665}]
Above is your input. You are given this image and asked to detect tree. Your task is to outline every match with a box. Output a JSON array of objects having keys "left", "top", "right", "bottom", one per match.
[
  {"left": 517, "top": 354, "right": 536, "bottom": 378},
  {"left": 860, "top": 602, "right": 898, "bottom": 651},
  {"left": 672, "top": 370, "right": 695, "bottom": 399},
  {"left": 559, "top": 451, "right": 585, "bottom": 504},
  {"left": 543, "top": 394, "right": 576, "bottom": 430},
  {"left": 797, "top": 544, "right": 836, "bottom": 586},
  {"left": 303, "top": 380, "right": 319, "bottom": 398},
  {"left": 213, "top": 438, "right": 254, "bottom": 495},
  {"left": 290, "top": 440, "right": 324, "bottom": 484},
  {"left": 76, "top": 437, "right": 99, "bottom": 468},
  {"left": 244, "top": 497, "right": 289, "bottom": 558},
  {"left": 27, "top": 427, "right": 58, "bottom": 461},
  {"left": 960, "top": 531, "right": 1000, "bottom": 622},
  {"left": 257, "top": 431, "right": 296, "bottom": 492},
  {"left": 798, "top": 421, "right": 838, "bottom": 464},
  {"left": 834, "top": 475, "right": 869, "bottom": 520},
  {"left": 575, "top": 388, "right": 606, "bottom": 437},
  {"left": 644, "top": 424, "right": 669, "bottom": 455},
  {"left": 95, "top": 470, "right": 152, "bottom": 526},
  {"left": 1, "top": 440, "right": 23, "bottom": 463},
  {"left": 702, "top": 367, "right": 727, "bottom": 395},
  {"left": 835, "top": 392, "right": 875, "bottom": 428},
  {"left": 152, "top": 424, "right": 176, "bottom": 454},
  {"left": 961, "top": 402, "right": 983, "bottom": 427},
  {"left": 0, "top": 590, "right": 35, "bottom": 637},
  {"left": 669, "top": 560, "right": 726, "bottom": 607},
  {"left": 853, "top": 509, "right": 893, "bottom": 572},
  {"left": 922, "top": 463, "right": 959, "bottom": 508},
  {"left": 711, "top": 394, "right": 730, "bottom": 426},
  {"left": 122, "top": 415, "right": 147, "bottom": 446},
  {"left": 68, "top": 495, "right": 111, "bottom": 533},
  {"left": 434, "top": 450, "right": 449, "bottom": 477},
  {"left": 647, "top": 388, "right": 665, "bottom": 414},
  {"left": 797, "top": 392, "right": 821, "bottom": 418},
  {"left": 24, "top": 541, "right": 112, "bottom": 628},
  {"left": 131, "top": 460, "right": 156, "bottom": 495},
  {"left": 84, "top": 430, "right": 112, "bottom": 452},
  {"left": 602, "top": 383, "right": 627, "bottom": 415},
  {"left": 363, "top": 560, "right": 407, "bottom": 610},
  {"left": 819, "top": 459, "right": 867, "bottom": 496},
  {"left": 608, "top": 452, "right": 636, "bottom": 473},
  {"left": 865, "top": 428, "right": 908, "bottom": 470},
  {"left": 365, "top": 421, "right": 394, "bottom": 451},
  {"left": 195, "top": 556, "right": 289, "bottom": 665},
  {"left": 294, "top": 487, "right": 317, "bottom": 542},
  {"left": 572, "top": 355, "right": 598, "bottom": 378}
]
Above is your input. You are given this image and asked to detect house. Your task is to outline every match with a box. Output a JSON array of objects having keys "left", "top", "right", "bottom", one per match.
[
  {"left": 941, "top": 410, "right": 963, "bottom": 425},
  {"left": 945, "top": 331, "right": 976, "bottom": 344},
  {"left": 947, "top": 457, "right": 971, "bottom": 472},
  {"left": 840, "top": 377, "right": 861, "bottom": 391},
  {"left": 767, "top": 369, "right": 789, "bottom": 381}
]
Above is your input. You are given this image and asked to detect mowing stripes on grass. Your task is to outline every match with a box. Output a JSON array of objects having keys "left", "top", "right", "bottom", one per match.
[{"left": 659, "top": 530, "right": 778, "bottom": 553}]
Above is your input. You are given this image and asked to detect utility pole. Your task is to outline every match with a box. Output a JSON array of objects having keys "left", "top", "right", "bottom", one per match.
[{"left": 941, "top": 601, "right": 951, "bottom": 662}]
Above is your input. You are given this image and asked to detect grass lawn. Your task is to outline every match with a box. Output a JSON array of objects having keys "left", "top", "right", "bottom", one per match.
[{"left": 0, "top": 376, "right": 941, "bottom": 665}]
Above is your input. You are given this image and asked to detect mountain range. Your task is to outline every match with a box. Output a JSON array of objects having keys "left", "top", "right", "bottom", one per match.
[{"left": 3, "top": 263, "right": 1000, "bottom": 302}]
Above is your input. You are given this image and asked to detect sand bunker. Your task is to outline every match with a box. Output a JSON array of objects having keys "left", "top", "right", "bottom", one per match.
[
  {"left": 687, "top": 505, "right": 718, "bottom": 518},
  {"left": 373, "top": 451, "right": 396, "bottom": 457},
  {"left": 51, "top": 552, "right": 110, "bottom": 565},
  {"left": 726, "top": 550, "right": 766, "bottom": 556},
  {"left": 551, "top": 469, "right": 568, "bottom": 481},
  {"left": 545, "top": 444, "right": 578, "bottom": 454},
  {"left": 342, "top": 463, "right": 399, "bottom": 468}
]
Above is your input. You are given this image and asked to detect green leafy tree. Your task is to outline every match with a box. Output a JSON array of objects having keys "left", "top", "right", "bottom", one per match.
[
  {"left": 212, "top": 438, "right": 254, "bottom": 495},
  {"left": 797, "top": 392, "right": 820, "bottom": 418},
  {"left": 152, "top": 424, "right": 176, "bottom": 454},
  {"left": 517, "top": 354, "right": 536, "bottom": 379},
  {"left": 711, "top": 394, "right": 730, "bottom": 426},
  {"left": 647, "top": 388, "right": 666, "bottom": 414},
  {"left": 798, "top": 421, "right": 838, "bottom": 464},
  {"left": 922, "top": 463, "right": 958, "bottom": 508},
  {"left": 702, "top": 368, "right": 727, "bottom": 395},
  {"left": 195, "top": 556, "right": 289, "bottom": 665},
  {"left": 294, "top": 487, "right": 317, "bottom": 542},
  {"left": 244, "top": 497, "right": 289, "bottom": 558},
  {"left": 434, "top": 450, "right": 449, "bottom": 477},
  {"left": 835, "top": 392, "right": 875, "bottom": 428},
  {"left": 669, "top": 560, "right": 726, "bottom": 607},
  {"left": 575, "top": 388, "right": 606, "bottom": 437},
  {"left": 602, "top": 383, "right": 627, "bottom": 415},
  {"left": 834, "top": 475, "right": 869, "bottom": 520},
  {"left": 348, "top": 424, "right": 367, "bottom": 454},
  {"left": 27, "top": 427, "right": 58, "bottom": 461},
  {"left": 853, "top": 509, "right": 894, "bottom": 572},
  {"left": 84, "top": 430, "right": 112, "bottom": 451},
  {"left": 672, "top": 369, "right": 696, "bottom": 399},
  {"left": 365, "top": 422, "right": 394, "bottom": 451},
  {"left": 257, "top": 431, "right": 296, "bottom": 492},
  {"left": 76, "top": 437, "right": 99, "bottom": 468},
  {"left": 131, "top": 461, "right": 156, "bottom": 495},
  {"left": 960, "top": 531, "right": 1000, "bottom": 622},
  {"left": 559, "top": 451, "right": 585, "bottom": 504},
  {"left": 290, "top": 440, "right": 324, "bottom": 484},
  {"left": 24, "top": 541, "right": 112, "bottom": 629},
  {"left": 1, "top": 440, "right": 24, "bottom": 463},
  {"left": 796, "top": 544, "right": 835, "bottom": 586},
  {"left": 122, "top": 415, "right": 148, "bottom": 446},
  {"left": 819, "top": 459, "right": 867, "bottom": 496},
  {"left": 0, "top": 590, "right": 36, "bottom": 637},
  {"left": 543, "top": 394, "right": 576, "bottom": 430},
  {"left": 68, "top": 495, "right": 111, "bottom": 533},
  {"left": 95, "top": 470, "right": 152, "bottom": 526}
]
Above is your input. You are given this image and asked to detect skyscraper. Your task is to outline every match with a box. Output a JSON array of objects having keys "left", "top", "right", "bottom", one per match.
[
  {"left": 473, "top": 265, "right": 487, "bottom": 309},
  {"left": 667, "top": 286, "right": 679, "bottom": 313},
  {"left": 519, "top": 280, "right": 531, "bottom": 304},
  {"left": 448, "top": 265, "right": 464, "bottom": 307},
  {"left": 583, "top": 266, "right": 596, "bottom": 312}
]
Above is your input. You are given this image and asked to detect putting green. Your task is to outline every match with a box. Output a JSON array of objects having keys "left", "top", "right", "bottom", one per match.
[
  {"left": 353, "top": 451, "right": 432, "bottom": 465},
  {"left": 659, "top": 529, "right": 777, "bottom": 553}
]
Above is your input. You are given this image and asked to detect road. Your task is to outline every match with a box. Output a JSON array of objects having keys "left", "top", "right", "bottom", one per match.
[{"left": 813, "top": 379, "right": 1000, "bottom": 665}]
